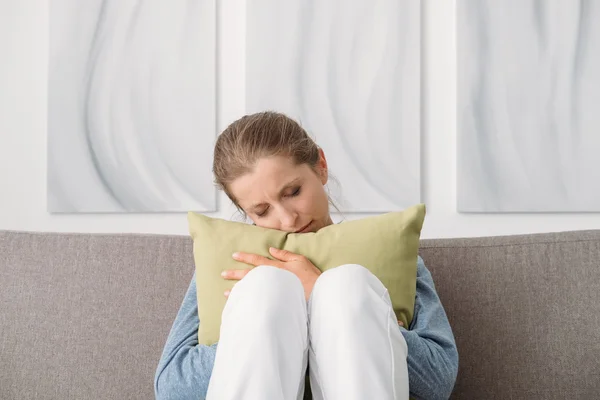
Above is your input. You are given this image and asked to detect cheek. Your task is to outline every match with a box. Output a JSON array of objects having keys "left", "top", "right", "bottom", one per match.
[
  {"left": 319, "top": 192, "right": 330, "bottom": 215},
  {"left": 303, "top": 184, "right": 329, "bottom": 216},
  {"left": 294, "top": 195, "right": 313, "bottom": 215}
]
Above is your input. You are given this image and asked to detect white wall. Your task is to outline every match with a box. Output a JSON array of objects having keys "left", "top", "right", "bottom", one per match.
[{"left": 1, "top": 0, "right": 599, "bottom": 239}]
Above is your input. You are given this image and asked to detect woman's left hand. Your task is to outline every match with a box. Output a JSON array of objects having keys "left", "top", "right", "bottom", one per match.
[{"left": 222, "top": 247, "right": 321, "bottom": 301}]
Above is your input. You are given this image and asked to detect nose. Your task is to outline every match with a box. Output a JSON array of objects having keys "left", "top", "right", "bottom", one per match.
[{"left": 279, "top": 206, "right": 298, "bottom": 232}]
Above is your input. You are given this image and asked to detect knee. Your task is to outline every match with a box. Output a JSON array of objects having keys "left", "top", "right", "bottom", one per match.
[
  {"left": 316, "top": 263, "right": 373, "bottom": 292},
  {"left": 233, "top": 265, "right": 305, "bottom": 323},
  {"left": 311, "top": 264, "right": 382, "bottom": 315}
]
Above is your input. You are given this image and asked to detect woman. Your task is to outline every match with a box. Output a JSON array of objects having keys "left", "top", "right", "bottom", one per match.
[{"left": 154, "top": 111, "right": 458, "bottom": 400}]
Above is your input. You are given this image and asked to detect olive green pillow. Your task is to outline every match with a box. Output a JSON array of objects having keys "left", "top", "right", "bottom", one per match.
[{"left": 188, "top": 203, "right": 426, "bottom": 346}]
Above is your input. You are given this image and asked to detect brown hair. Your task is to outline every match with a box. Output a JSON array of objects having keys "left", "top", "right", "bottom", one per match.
[{"left": 213, "top": 111, "right": 337, "bottom": 214}]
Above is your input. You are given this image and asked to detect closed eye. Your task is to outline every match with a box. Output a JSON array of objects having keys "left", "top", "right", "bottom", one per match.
[
  {"left": 254, "top": 186, "right": 301, "bottom": 218},
  {"left": 256, "top": 207, "right": 269, "bottom": 217},
  {"left": 288, "top": 186, "right": 301, "bottom": 197}
]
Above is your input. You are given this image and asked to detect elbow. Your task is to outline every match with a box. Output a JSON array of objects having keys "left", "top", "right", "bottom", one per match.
[
  {"left": 154, "top": 367, "right": 168, "bottom": 400},
  {"left": 155, "top": 362, "right": 178, "bottom": 400},
  {"left": 436, "top": 346, "right": 459, "bottom": 400},
  {"left": 153, "top": 348, "right": 211, "bottom": 400},
  {"left": 423, "top": 363, "right": 458, "bottom": 400},
  {"left": 439, "top": 377, "right": 457, "bottom": 400},
  {"left": 416, "top": 342, "right": 458, "bottom": 400}
]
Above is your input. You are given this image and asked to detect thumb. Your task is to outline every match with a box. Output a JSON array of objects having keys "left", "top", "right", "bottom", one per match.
[{"left": 269, "top": 247, "right": 298, "bottom": 262}]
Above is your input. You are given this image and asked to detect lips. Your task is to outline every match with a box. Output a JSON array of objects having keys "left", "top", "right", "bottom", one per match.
[{"left": 295, "top": 221, "right": 313, "bottom": 233}]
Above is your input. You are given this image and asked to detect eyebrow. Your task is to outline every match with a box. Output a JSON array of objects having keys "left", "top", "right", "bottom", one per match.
[{"left": 248, "top": 177, "right": 302, "bottom": 212}]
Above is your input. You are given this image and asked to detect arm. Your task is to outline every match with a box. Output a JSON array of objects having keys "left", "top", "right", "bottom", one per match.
[
  {"left": 154, "top": 271, "right": 217, "bottom": 400},
  {"left": 400, "top": 256, "right": 459, "bottom": 400}
]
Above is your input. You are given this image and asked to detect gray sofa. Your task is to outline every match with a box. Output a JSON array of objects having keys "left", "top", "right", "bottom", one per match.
[{"left": 1, "top": 228, "right": 599, "bottom": 399}]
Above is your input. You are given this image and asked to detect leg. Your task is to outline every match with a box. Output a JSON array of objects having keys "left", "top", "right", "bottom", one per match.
[
  {"left": 206, "top": 266, "right": 308, "bottom": 400},
  {"left": 307, "top": 264, "right": 409, "bottom": 400}
]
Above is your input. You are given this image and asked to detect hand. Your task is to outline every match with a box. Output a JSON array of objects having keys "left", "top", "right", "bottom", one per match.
[{"left": 221, "top": 247, "right": 322, "bottom": 301}]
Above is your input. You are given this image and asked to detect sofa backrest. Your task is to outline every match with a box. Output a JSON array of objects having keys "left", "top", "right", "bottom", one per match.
[
  {"left": 1, "top": 229, "right": 599, "bottom": 399},
  {"left": 419, "top": 230, "right": 600, "bottom": 399},
  {"left": 0, "top": 231, "right": 195, "bottom": 400}
]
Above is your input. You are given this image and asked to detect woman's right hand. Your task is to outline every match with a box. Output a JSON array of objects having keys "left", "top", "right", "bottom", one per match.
[{"left": 222, "top": 248, "right": 321, "bottom": 300}]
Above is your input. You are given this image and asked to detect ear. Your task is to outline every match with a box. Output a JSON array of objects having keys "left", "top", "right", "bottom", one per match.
[{"left": 317, "top": 147, "right": 328, "bottom": 185}]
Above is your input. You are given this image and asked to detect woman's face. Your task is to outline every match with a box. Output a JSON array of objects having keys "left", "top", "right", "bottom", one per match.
[{"left": 229, "top": 150, "right": 333, "bottom": 233}]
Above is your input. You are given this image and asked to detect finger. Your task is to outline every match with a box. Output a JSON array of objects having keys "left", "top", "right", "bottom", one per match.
[
  {"left": 233, "top": 252, "right": 278, "bottom": 267},
  {"left": 268, "top": 247, "right": 301, "bottom": 262},
  {"left": 224, "top": 289, "right": 231, "bottom": 298},
  {"left": 398, "top": 320, "right": 404, "bottom": 327},
  {"left": 221, "top": 268, "right": 251, "bottom": 280}
]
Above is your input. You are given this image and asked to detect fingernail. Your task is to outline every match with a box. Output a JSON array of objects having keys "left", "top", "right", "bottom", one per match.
[
  {"left": 224, "top": 290, "right": 230, "bottom": 297},
  {"left": 221, "top": 271, "right": 227, "bottom": 277},
  {"left": 232, "top": 252, "right": 239, "bottom": 259}
]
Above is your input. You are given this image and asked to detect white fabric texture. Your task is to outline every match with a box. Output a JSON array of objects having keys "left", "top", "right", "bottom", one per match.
[{"left": 206, "top": 264, "right": 409, "bottom": 400}]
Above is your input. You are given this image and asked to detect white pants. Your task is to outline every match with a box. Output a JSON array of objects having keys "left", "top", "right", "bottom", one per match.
[{"left": 206, "top": 264, "right": 409, "bottom": 400}]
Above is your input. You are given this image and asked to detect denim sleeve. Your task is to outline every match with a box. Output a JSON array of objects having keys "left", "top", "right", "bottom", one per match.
[
  {"left": 154, "top": 271, "right": 217, "bottom": 400},
  {"left": 400, "top": 256, "right": 459, "bottom": 400}
]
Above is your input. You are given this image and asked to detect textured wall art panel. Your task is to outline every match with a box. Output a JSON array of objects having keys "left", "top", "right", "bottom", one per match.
[
  {"left": 246, "top": 0, "right": 421, "bottom": 213},
  {"left": 458, "top": 0, "right": 600, "bottom": 212},
  {"left": 48, "top": 0, "right": 216, "bottom": 212}
]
